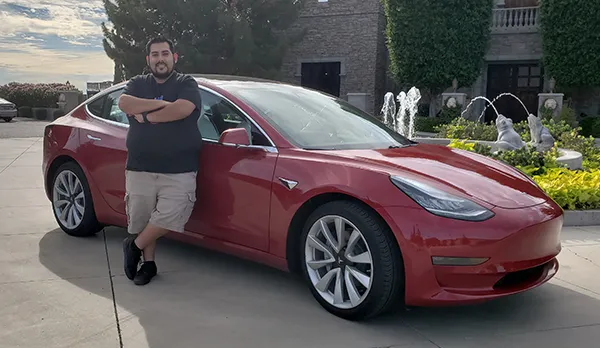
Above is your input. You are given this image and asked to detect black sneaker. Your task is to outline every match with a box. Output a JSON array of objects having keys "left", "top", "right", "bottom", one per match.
[
  {"left": 123, "top": 236, "right": 142, "bottom": 280},
  {"left": 134, "top": 261, "right": 157, "bottom": 286}
]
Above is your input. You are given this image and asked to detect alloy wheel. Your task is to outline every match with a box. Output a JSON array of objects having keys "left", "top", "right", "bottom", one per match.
[
  {"left": 304, "top": 215, "right": 374, "bottom": 309},
  {"left": 53, "top": 170, "right": 85, "bottom": 230}
]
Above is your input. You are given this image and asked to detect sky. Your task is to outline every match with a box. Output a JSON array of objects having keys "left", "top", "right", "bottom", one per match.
[{"left": 0, "top": 0, "right": 114, "bottom": 92}]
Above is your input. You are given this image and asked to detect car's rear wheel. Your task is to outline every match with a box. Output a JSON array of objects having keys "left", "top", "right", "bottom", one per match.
[
  {"left": 2, "top": 117, "right": 13, "bottom": 122},
  {"left": 300, "top": 200, "right": 404, "bottom": 321},
  {"left": 51, "top": 161, "right": 102, "bottom": 237}
]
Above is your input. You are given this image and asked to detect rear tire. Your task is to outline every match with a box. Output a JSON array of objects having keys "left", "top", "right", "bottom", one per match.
[
  {"left": 2, "top": 118, "right": 12, "bottom": 122},
  {"left": 51, "top": 161, "right": 102, "bottom": 237},
  {"left": 300, "top": 200, "right": 404, "bottom": 321}
]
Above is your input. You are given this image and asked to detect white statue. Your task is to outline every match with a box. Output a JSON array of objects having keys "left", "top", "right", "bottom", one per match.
[
  {"left": 528, "top": 113, "right": 555, "bottom": 152},
  {"left": 495, "top": 114, "right": 526, "bottom": 151}
]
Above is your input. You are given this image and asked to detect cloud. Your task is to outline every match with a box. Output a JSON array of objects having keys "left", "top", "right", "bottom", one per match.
[
  {"left": 0, "top": 2, "right": 105, "bottom": 40},
  {"left": 0, "top": 1, "right": 114, "bottom": 90}
]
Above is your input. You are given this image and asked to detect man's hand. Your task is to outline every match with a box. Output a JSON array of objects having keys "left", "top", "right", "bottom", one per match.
[
  {"left": 128, "top": 113, "right": 155, "bottom": 124},
  {"left": 133, "top": 113, "right": 145, "bottom": 123}
]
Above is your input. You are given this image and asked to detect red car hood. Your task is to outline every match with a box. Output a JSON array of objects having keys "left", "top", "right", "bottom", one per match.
[{"left": 331, "top": 144, "right": 549, "bottom": 209}]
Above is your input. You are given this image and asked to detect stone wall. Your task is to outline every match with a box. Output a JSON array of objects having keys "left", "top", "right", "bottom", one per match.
[
  {"left": 486, "top": 32, "right": 543, "bottom": 61},
  {"left": 280, "top": 0, "right": 386, "bottom": 115}
]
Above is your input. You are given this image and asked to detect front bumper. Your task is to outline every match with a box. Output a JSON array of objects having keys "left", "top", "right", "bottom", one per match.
[{"left": 377, "top": 200, "right": 563, "bottom": 306}]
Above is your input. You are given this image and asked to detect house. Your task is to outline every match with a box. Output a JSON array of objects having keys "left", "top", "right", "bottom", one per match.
[
  {"left": 280, "top": 0, "right": 388, "bottom": 116},
  {"left": 280, "top": 0, "right": 599, "bottom": 122}
]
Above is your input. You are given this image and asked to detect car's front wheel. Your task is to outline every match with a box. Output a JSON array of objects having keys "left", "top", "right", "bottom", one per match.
[
  {"left": 300, "top": 200, "right": 404, "bottom": 321},
  {"left": 51, "top": 161, "right": 102, "bottom": 237}
]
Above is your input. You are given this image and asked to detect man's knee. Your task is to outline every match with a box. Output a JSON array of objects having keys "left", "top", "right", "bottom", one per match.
[
  {"left": 150, "top": 172, "right": 197, "bottom": 233},
  {"left": 125, "top": 192, "right": 156, "bottom": 234}
]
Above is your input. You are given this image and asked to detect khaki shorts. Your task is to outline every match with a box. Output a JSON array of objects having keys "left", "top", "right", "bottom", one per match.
[{"left": 124, "top": 170, "right": 197, "bottom": 234}]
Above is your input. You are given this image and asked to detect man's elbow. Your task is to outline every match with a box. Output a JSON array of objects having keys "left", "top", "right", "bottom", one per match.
[
  {"left": 118, "top": 95, "right": 135, "bottom": 114},
  {"left": 175, "top": 99, "right": 196, "bottom": 117}
]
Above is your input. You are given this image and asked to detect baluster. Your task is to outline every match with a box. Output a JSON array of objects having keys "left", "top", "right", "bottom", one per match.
[{"left": 517, "top": 8, "right": 523, "bottom": 27}]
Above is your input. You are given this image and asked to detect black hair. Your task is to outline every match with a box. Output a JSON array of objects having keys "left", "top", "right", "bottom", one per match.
[{"left": 145, "top": 36, "right": 175, "bottom": 55}]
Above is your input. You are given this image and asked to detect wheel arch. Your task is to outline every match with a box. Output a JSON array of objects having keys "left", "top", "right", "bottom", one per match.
[
  {"left": 285, "top": 192, "right": 403, "bottom": 275},
  {"left": 45, "top": 154, "right": 79, "bottom": 199}
]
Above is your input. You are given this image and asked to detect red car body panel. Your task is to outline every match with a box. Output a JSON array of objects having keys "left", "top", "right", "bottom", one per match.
[{"left": 42, "top": 76, "right": 563, "bottom": 307}]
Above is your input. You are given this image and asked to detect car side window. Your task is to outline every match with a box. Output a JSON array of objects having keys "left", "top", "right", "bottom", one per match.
[
  {"left": 87, "top": 96, "right": 105, "bottom": 116},
  {"left": 198, "top": 89, "right": 272, "bottom": 147},
  {"left": 85, "top": 89, "right": 129, "bottom": 125},
  {"left": 102, "top": 89, "right": 129, "bottom": 125}
]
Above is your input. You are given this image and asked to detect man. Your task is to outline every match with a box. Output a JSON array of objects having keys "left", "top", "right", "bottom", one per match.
[{"left": 117, "top": 36, "right": 203, "bottom": 285}]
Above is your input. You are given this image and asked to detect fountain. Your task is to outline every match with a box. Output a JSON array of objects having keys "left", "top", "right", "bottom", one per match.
[
  {"left": 381, "top": 92, "right": 396, "bottom": 131},
  {"left": 380, "top": 90, "right": 583, "bottom": 170},
  {"left": 461, "top": 96, "right": 500, "bottom": 121},
  {"left": 405, "top": 87, "right": 421, "bottom": 140},
  {"left": 381, "top": 87, "right": 420, "bottom": 139},
  {"left": 478, "top": 92, "right": 531, "bottom": 122}
]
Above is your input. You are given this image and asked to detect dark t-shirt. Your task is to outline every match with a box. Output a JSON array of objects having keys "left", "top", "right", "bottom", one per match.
[{"left": 122, "top": 72, "right": 203, "bottom": 174}]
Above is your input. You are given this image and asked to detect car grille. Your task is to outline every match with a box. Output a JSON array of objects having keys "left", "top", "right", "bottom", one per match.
[{"left": 0, "top": 105, "right": 14, "bottom": 110}]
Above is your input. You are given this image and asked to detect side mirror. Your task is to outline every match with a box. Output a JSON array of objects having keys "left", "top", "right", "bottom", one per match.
[{"left": 218, "top": 128, "right": 250, "bottom": 146}]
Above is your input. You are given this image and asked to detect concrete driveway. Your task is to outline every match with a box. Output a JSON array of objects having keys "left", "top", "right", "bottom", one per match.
[{"left": 1, "top": 134, "right": 600, "bottom": 348}]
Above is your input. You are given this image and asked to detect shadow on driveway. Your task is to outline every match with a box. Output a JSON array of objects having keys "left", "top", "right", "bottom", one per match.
[{"left": 38, "top": 227, "right": 600, "bottom": 348}]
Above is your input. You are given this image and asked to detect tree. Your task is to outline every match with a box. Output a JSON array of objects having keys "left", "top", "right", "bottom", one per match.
[
  {"left": 101, "top": 0, "right": 306, "bottom": 81},
  {"left": 540, "top": 0, "right": 600, "bottom": 88},
  {"left": 382, "top": 0, "right": 494, "bottom": 112}
]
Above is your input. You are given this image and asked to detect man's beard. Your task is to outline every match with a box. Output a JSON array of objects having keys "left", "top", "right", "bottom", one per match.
[{"left": 150, "top": 63, "right": 172, "bottom": 79}]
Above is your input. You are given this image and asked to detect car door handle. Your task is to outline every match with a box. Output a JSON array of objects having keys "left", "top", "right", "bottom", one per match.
[{"left": 87, "top": 134, "right": 101, "bottom": 141}]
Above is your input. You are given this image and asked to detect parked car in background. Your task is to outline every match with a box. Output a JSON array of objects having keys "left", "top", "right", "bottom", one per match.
[
  {"left": 42, "top": 75, "right": 563, "bottom": 321},
  {"left": 0, "top": 97, "right": 17, "bottom": 122}
]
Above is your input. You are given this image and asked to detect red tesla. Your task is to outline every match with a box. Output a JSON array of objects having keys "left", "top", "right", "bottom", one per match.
[{"left": 42, "top": 75, "right": 563, "bottom": 321}]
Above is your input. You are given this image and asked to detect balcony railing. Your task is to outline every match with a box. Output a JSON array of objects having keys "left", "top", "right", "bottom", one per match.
[{"left": 491, "top": 6, "right": 540, "bottom": 33}]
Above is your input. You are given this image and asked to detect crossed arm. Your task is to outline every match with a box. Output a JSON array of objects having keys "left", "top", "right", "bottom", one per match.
[
  {"left": 119, "top": 95, "right": 195, "bottom": 123},
  {"left": 119, "top": 76, "right": 199, "bottom": 124}
]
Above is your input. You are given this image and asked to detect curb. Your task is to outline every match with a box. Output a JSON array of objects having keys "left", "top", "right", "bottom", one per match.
[{"left": 564, "top": 209, "right": 600, "bottom": 227}]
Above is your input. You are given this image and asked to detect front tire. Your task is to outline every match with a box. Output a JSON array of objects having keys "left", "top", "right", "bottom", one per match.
[
  {"left": 300, "top": 200, "right": 404, "bottom": 321},
  {"left": 51, "top": 161, "right": 102, "bottom": 237}
]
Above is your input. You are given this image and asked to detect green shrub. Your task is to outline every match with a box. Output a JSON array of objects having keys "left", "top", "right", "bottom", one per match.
[
  {"left": 415, "top": 104, "right": 462, "bottom": 133},
  {"left": 540, "top": 0, "right": 600, "bottom": 88},
  {"left": 558, "top": 106, "right": 578, "bottom": 128},
  {"left": 0, "top": 82, "right": 76, "bottom": 108},
  {"left": 448, "top": 139, "right": 600, "bottom": 210},
  {"left": 579, "top": 116, "right": 600, "bottom": 138},
  {"left": 435, "top": 117, "right": 497, "bottom": 141},
  {"left": 532, "top": 168, "right": 600, "bottom": 210},
  {"left": 415, "top": 116, "right": 444, "bottom": 133}
]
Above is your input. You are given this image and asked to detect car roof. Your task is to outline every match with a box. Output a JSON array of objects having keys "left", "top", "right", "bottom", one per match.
[{"left": 104, "top": 73, "right": 287, "bottom": 94}]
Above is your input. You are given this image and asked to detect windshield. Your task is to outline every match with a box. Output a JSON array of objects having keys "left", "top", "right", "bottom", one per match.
[{"left": 223, "top": 82, "right": 412, "bottom": 150}]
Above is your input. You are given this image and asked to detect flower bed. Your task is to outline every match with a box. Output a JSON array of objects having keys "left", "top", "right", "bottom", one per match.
[{"left": 441, "top": 118, "right": 600, "bottom": 211}]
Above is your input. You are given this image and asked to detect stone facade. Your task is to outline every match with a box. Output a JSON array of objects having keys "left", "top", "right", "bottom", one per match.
[
  {"left": 280, "top": 0, "right": 600, "bottom": 119},
  {"left": 280, "top": 0, "right": 387, "bottom": 115},
  {"left": 486, "top": 33, "right": 543, "bottom": 61}
]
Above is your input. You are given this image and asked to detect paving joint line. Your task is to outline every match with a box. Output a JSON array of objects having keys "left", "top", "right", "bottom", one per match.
[
  {"left": 0, "top": 138, "right": 41, "bottom": 175},
  {"left": 103, "top": 228, "right": 124, "bottom": 348}
]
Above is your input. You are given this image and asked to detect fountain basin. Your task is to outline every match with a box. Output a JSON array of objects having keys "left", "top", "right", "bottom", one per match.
[{"left": 412, "top": 137, "right": 583, "bottom": 170}]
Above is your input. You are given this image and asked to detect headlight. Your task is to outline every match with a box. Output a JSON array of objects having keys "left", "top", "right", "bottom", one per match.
[{"left": 390, "top": 175, "right": 495, "bottom": 222}]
